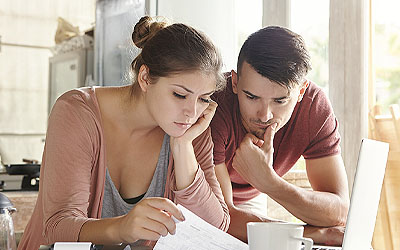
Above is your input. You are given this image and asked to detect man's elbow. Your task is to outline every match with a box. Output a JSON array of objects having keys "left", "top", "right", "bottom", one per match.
[{"left": 332, "top": 197, "right": 350, "bottom": 226}]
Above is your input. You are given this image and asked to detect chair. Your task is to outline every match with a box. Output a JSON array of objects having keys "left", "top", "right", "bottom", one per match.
[{"left": 370, "top": 104, "right": 400, "bottom": 250}]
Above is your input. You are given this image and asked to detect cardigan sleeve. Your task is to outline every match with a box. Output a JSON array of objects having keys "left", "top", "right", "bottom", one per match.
[
  {"left": 41, "top": 92, "right": 100, "bottom": 243},
  {"left": 173, "top": 128, "right": 230, "bottom": 231}
]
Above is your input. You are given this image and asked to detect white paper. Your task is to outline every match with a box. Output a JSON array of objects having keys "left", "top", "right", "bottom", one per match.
[
  {"left": 54, "top": 242, "right": 92, "bottom": 250},
  {"left": 154, "top": 205, "right": 248, "bottom": 250}
]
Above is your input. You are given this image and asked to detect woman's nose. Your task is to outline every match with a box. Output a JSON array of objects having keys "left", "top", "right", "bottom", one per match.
[{"left": 183, "top": 99, "right": 197, "bottom": 118}]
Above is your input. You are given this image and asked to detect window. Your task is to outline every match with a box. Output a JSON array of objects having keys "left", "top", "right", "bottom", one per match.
[
  {"left": 291, "top": 0, "right": 329, "bottom": 92},
  {"left": 0, "top": 1, "right": 95, "bottom": 163},
  {"left": 373, "top": 0, "right": 400, "bottom": 114},
  {"left": 289, "top": 0, "right": 329, "bottom": 171},
  {"left": 234, "top": 0, "right": 263, "bottom": 65}
]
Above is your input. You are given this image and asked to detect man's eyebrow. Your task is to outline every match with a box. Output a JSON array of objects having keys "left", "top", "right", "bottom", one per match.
[
  {"left": 273, "top": 96, "right": 290, "bottom": 101},
  {"left": 172, "top": 84, "right": 215, "bottom": 96},
  {"left": 243, "top": 90, "right": 259, "bottom": 98},
  {"left": 243, "top": 90, "right": 289, "bottom": 100}
]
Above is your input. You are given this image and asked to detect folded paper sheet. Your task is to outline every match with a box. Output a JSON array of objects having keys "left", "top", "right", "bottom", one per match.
[{"left": 154, "top": 204, "right": 248, "bottom": 250}]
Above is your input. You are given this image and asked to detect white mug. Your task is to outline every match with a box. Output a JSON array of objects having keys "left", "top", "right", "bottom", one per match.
[{"left": 247, "top": 222, "right": 313, "bottom": 250}]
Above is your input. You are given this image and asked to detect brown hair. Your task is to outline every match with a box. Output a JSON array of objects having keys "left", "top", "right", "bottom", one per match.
[
  {"left": 130, "top": 16, "right": 225, "bottom": 96},
  {"left": 237, "top": 26, "right": 311, "bottom": 90}
]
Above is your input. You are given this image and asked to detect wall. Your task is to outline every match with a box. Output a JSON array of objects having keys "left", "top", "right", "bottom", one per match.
[{"left": 157, "top": 0, "right": 237, "bottom": 71}]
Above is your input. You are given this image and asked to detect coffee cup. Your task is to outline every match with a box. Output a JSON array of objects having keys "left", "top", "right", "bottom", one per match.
[{"left": 247, "top": 222, "right": 313, "bottom": 250}]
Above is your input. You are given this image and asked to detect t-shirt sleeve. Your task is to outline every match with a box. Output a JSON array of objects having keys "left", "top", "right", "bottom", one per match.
[
  {"left": 303, "top": 89, "right": 341, "bottom": 159},
  {"left": 210, "top": 104, "right": 229, "bottom": 165}
]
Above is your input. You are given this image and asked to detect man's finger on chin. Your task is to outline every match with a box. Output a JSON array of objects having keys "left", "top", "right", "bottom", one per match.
[{"left": 262, "top": 123, "right": 277, "bottom": 150}]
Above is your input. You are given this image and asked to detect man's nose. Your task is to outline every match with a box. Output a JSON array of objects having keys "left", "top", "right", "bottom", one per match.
[{"left": 258, "top": 105, "right": 273, "bottom": 122}]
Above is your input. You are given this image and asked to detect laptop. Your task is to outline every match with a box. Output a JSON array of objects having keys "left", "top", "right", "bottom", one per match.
[{"left": 312, "top": 138, "right": 389, "bottom": 250}]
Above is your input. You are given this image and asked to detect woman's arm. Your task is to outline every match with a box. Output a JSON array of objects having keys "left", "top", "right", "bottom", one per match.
[
  {"left": 41, "top": 95, "right": 100, "bottom": 243},
  {"left": 170, "top": 102, "right": 230, "bottom": 231}
]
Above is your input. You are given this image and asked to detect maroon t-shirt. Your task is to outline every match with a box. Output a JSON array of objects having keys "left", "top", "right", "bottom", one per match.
[{"left": 210, "top": 75, "right": 341, "bottom": 205}]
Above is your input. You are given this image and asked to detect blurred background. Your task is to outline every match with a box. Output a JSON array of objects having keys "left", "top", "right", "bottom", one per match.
[{"left": 0, "top": 0, "right": 399, "bottom": 249}]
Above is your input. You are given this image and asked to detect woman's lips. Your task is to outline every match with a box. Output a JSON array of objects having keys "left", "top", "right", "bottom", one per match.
[{"left": 174, "top": 122, "right": 192, "bottom": 129}]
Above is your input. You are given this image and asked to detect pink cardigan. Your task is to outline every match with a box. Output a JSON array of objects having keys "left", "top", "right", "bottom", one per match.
[{"left": 18, "top": 87, "right": 229, "bottom": 250}]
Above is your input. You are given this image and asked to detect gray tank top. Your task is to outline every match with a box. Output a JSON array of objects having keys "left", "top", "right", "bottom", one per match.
[{"left": 101, "top": 134, "right": 170, "bottom": 218}]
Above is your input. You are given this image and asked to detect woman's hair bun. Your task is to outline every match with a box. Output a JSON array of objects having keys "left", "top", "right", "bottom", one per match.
[{"left": 132, "top": 16, "right": 168, "bottom": 49}]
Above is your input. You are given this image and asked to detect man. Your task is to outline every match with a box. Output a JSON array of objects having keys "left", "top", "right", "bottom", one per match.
[{"left": 210, "top": 26, "right": 349, "bottom": 245}]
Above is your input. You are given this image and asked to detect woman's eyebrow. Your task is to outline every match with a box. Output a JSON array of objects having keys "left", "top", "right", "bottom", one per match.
[
  {"left": 172, "top": 84, "right": 194, "bottom": 93},
  {"left": 172, "top": 84, "right": 214, "bottom": 96}
]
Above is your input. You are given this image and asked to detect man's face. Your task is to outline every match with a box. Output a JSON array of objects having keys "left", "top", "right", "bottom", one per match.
[{"left": 232, "top": 62, "right": 308, "bottom": 139}]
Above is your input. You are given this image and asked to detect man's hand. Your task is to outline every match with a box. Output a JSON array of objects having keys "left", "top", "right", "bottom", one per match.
[
  {"left": 231, "top": 123, "right": 279, "bottom": 192},
  {"left": 304, "top": 225, "right": 345, "bottom": 246}
]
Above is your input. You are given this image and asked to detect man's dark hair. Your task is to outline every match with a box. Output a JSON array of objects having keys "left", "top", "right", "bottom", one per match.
[{"left": 237, "top": 26, "right": 312, "bottom": 89}]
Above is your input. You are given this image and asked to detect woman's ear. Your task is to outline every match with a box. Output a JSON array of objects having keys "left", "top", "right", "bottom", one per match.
[{"left": 137, "top": 65, "right": 151, "bottom": 92}]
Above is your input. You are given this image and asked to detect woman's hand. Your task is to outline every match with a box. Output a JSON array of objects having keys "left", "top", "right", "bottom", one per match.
[
  {"left": 172, "top": 100, "right": 217, "bottom": 145},
  {"left": 116, "top": 197, "right": 185, "bottom": 243},
  {"left": 169, "top": 101, "right": 217, "bottom": 190}
]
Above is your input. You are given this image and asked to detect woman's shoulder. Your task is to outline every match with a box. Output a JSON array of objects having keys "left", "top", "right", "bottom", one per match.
[
  {"left": 48, "top": 87, "right": 104, "bottom": 133},
  {"left": 52, "top": 87, "right": 101, "bottom": 116},
  {"left": 56, "top": 87, "right": 97, "bottom": 105}
]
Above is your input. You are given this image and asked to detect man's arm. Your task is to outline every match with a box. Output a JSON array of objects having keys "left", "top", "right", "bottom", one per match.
[
  {"left": 214, "top": 161, "right": 346, "bottom": 246},
  {"left": 214, "top": 162, "right": 277, "bottom": 242},
  {"left": 266, "top": 154, "right": 350, "bottom": 227},
  {"left": 232, "top": 125, "right": 349, "bottom": 228}
]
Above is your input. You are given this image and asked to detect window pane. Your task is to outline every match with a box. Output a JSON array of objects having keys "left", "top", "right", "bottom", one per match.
[
  {"left": 374, "top": 0, "right": 400, "bottom": 114},
  {"left": 290, "top": 0, "right": 329, "bottom": 171},
  {"left": 290, "top": 0, "right": 329, "bottom": 92},
  {"left": 0, "top": 1, "right": 95, "bottom": 163},
  {"left": 234, "top": 0, "right": 263, "bottom": 68}
]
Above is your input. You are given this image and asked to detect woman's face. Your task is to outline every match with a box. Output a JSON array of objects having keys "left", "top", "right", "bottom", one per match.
[{"left": 143, "top": 70, "right": 216, "bottom": 137}]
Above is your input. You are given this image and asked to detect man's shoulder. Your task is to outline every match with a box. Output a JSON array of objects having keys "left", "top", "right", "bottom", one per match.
[
  {"left": 212, "top": 75, "right": 236, "bottom": 117},
  {"left": 210, "top": 74, "right": 239, "bottom": 143},
  {"left": 303, "top": 82, "right": 327, "bottom": 102},
  {"left": 300, "top": 82, "right": 333, "bottom": 116},
  {"left": 213, "top": 74, "right": 234, "bottom": 102}
]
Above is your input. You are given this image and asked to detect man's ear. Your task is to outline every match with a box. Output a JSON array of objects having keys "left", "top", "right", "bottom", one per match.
[
  {"left": 137, "top": 65, "right": 151, "bottom": 92},
  {"left": 231, "top": 70, "right": 238, "bottom": 94},
  {"left": 297, "top": 80, "right": 310, "bottom": 102}
]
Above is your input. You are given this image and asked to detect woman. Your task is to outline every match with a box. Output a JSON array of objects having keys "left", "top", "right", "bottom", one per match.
[{"left": 18, "top": 16, "right": 229, "bottom": 249}]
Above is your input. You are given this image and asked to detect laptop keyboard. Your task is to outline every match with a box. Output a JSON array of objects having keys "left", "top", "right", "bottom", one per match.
[
  {"left": 311, "top": 248, "right": 340, "bottom": 250},
  {"left": 301, "top": 246, "right": 340, "bottom": 250}
]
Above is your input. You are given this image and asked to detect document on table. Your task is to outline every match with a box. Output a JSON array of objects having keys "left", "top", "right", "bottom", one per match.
[{"left": 154, "top": 204, "right": 249, "bottom": 250}]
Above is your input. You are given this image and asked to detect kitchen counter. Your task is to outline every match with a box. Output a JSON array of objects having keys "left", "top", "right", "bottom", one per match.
[{"left": 1, "top": 191, "right": 38, "bottom": 239}]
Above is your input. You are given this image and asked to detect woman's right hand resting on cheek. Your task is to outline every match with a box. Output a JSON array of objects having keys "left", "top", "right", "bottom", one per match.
[{"left": 116, "top": 197, "right": 185, "bottom": 243}]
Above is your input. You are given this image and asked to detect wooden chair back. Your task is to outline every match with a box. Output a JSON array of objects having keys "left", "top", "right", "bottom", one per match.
[{"left": 370, "top": 104, "right": 400, "bottom": 250}]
